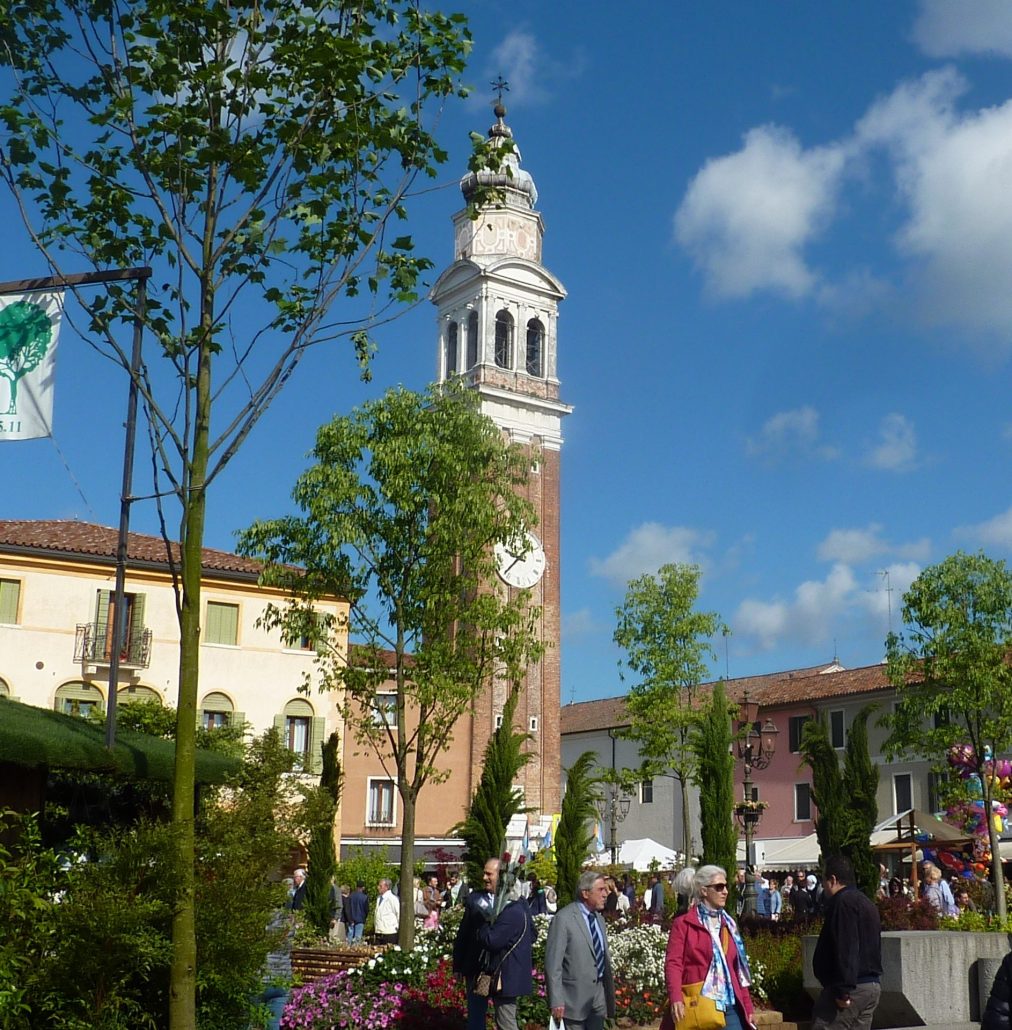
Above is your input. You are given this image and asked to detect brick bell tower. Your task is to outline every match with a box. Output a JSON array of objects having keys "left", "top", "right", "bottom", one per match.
[{"left": 429, "top": 98, "right": 570, "bottom": 821}]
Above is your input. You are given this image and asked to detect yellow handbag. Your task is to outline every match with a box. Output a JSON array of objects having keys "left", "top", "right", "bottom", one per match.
[{"left": 675, "top": 982, "right": 726, "bottom": 1030}]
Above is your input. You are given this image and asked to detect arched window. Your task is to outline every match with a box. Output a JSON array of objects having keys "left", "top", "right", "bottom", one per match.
[
  {"left": 55, "top": 680, "right": 104, "bottom": 718},
  {"left": 445, "top": 321, "right": 458, "bottom": 376},
  {"left": 201, "top": 690, "right": 238, "bottom": 731},
  {"left": 0, "top": 678, "right": 9, "bottom": 698},
  {"left": 494, "top": 309, "right": 514, "bottom": 369},
  {"left": 526, "top": 318, "right": 544, "bottom": 377},
  {"left": 117, "top": 685, "right": 162, "bottom": 705},
  {"left": 466, "top": 310, "right": 479, "bottom": 368},
  {"left": 275, "top": 698, "right": 324, "bottom": 773}
]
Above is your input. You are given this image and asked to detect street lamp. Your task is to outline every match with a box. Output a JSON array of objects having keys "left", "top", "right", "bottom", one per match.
[
  {"left": 734, "top": 688, "right": 779, "bottom": 917},
  {"left": 599, "top": 786, "right": 632, "bottom": 865}
]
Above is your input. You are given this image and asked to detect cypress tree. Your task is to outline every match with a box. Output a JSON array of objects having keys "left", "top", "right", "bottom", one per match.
[
  {"left": 455, "top": 686, "right": 532, "bottom": 886},
  {"left": 800, "top": 717, "right": 845, "bottom": 870},
  {"left": 304, "top": 733, "right": 342, "bottom": 936},
  {"left": 692, "top": 681, "right": 737, "bottom": 884},
  {"left": 555, "top": 751, "right": 602, "bottom": 904},
  {"left": 842, "top": 706, "right": 880, "bottom": 897}
]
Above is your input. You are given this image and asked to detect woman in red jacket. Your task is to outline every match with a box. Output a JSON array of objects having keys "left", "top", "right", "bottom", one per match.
[{"left": 662, "top": 865, "right": 756, "bottom": 1030}]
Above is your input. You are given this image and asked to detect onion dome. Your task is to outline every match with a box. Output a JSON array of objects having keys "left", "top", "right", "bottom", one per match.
[{"left": 460, "top": 102, "right": 538, "bottom": 209}]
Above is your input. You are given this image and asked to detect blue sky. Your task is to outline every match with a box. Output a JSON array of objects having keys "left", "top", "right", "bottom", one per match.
[{"left": 5, "top": 1, "right": 1012, "bottom": 702}]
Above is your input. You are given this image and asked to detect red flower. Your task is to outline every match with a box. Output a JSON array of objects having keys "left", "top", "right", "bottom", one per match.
[
  {"left": 502, "top": 851, "right": 511, "bottom": 863},
  {"left": 518, "top": 855, "right": 526, "bottom": 865}
]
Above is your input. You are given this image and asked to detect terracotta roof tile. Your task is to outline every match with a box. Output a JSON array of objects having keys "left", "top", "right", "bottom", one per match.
[
  {"left": 560, "top": 662, "right": 889, "bottom": 735},
  {"left": 0, "top": 519, "right": 263, "bottom": 577}
]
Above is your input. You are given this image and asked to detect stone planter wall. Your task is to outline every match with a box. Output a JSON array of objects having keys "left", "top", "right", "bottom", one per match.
[{"left": 802, "top": 931, "right": 1012, "bottom": 1028}]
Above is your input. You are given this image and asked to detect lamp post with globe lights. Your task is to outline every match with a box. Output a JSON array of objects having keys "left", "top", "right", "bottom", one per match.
[{"left": 734, "top": 689, "right": 779, "bottom": 917}]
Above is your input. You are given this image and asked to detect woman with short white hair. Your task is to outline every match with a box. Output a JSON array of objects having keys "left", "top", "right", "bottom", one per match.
[{"left": 661, "top": 865, "right": 756, "bottom": 1030}]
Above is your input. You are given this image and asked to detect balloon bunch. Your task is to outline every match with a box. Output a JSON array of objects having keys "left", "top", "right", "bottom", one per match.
[{"left": 945, "top": 744, "right": 1010, "bottom": 869}]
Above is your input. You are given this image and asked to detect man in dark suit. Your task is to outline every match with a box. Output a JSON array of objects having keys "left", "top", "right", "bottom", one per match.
[
  {"left": 545, "top": 871, "right": 615, "bottom": 1030},
  {"left": 453, "top": 858, "right": 500, "bottom": 1030},
  {"left": 476, "top": 880, "right": 536, "bottom": 1030},
  {"left": 290, "top": 867, "right": 307, "bottom": 911}
]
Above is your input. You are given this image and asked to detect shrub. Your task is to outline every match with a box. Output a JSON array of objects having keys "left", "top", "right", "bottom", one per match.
[
  {"left": 876, "top": 894, "right": 939, "bottom": 930},
  {"left": 280, "top": 971, "right": 406, "bottom": 1030}
]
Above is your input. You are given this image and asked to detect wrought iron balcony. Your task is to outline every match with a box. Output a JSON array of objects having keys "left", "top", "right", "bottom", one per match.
[{"left": 74, "top": 622, "right": 153, "bottom": 668}]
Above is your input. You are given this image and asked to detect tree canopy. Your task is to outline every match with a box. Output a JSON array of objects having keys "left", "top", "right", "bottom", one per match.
[
  {"left": 885, "top": 550, "right": 1012, "bottom": 920},
  {"left": 614, "top": 563, "right": 723, "bottom": 858},
  {"left": 0, "top": 1, "right": 480, "bottom": 1020},
  {"left": 238, "top": 382, "right": 543, "bottom": 948}
]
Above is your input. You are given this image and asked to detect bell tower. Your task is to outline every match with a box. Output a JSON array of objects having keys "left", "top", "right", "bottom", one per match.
[{"left": 430, "top": 99, "right": 570, "bottom": 819}]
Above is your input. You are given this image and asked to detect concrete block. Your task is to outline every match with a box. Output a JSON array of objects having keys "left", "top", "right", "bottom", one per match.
[{"left": 803, "top": 930, "right": 1012, "bottom": 1028}]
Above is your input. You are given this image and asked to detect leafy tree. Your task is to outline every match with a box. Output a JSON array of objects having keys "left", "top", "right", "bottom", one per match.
[
  {"left": 885, "top": 550, "right": 1012, "bottom": 920},
  {"left": 0, "top": 2, "right": 484, "bottom": 1019},
  {"left": 691, "top": 681, "right": 736, "bottom": 888},
  {"left": 0, "top": 300, "right": 52, "bottom": 415},
  {"left": 614, "top": 564, "right": 724, "bottom": 859},
  {"left": 303, "top": 733, "right": 342, "bottom": 938},
  {"left": 238, "top": 382, "right": 543, "bottom": 948},
  {"left": 554, "top": 751, "right": 603, "bottom": 905},
  {"left": 455, "top": 685, "right": 532, "bottom": 886}
]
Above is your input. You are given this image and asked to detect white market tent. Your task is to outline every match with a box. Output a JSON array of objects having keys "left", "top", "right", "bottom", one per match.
[{"left": 617, "top": 837, "right": 681, "bottom": 871}]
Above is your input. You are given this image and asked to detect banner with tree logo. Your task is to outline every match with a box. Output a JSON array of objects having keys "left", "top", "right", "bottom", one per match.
[{"left": 0, "top": 290, "right": 62, "bottom": 440}]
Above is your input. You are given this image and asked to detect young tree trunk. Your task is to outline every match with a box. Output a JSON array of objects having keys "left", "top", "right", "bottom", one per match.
[
  {"left": 168, "top": 341, "right": 211, "bottom": 1029},
  {"left": 398, "top": 791, "right": 417, "bottom": 950},
  {"left": 680, "top": 775, "right": 692, "bottom": 860},
  {"left": 985, "top": 780, "right": 1008, "bottom": 921}
]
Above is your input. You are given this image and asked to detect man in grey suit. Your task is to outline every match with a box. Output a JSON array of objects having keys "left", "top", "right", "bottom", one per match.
[{"left": 545, "top": 871, "right": 615, "bottom": 1030}]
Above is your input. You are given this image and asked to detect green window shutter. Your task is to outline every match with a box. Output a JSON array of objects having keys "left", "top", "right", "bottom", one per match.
[
  {"left": 232, "top": 712, "right": 246, "bottom": 734},
  {"left": 206, "top": 602, "right": 238, "bottom": 645},
  {"left": 96, "top": 589, "right": 111, "bottom": 630},
  {"left": 308, "top": 717, "right": 326, "bottom": 774},
  {"left": 129, "top": 594, "right": 146, "bottom": 652},
  {"left": 0, "top": 580, "right": 20, "bottom": 624},
  {"left": 273, "top": 713, "right": 285, "bottom": 740}
]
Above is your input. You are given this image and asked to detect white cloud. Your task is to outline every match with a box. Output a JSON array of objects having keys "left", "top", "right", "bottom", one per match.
[
  {"left": 484, "top": 30, "right": 587, "bottom": 108},
  {"left": 562, "top": 608, "right": 600, "bottom": 639},
  {"left": 674, "top": 125, "right": 846, "bottom": 299},
  {"left": 955, "top": 505, "right": 1012, "bottom": 549},
  {"left": 746, "top": 406, "right": 838, "bottom": 463},
  {"left": 818, "top": 524, "right": 931, "bottom": 564},
  {"left": 913, "top": 0, "right": 1012, "bottom": 58},
  {"left": 856, "top": 69, "right": 1012, "bottom": 339},
  {"left": 677, "top": 63, "right": 1012, "bottom": 341},
  {"left": 865, "top": 413, "right": 918, "bottom": 471},
  {"left": 589, "top": 522, "right": 714, "bottom": 589},
  {"left": 734, "top": 563, "right": 856, "bottom": 650},
  {"left": 735, "top": 561, "right": 922, "bottom": 651}
]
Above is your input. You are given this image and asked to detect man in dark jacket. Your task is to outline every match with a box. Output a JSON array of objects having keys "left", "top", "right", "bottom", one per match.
[
  {"left": 476, "top": 890, "right": 535, "bottom": 1030},
  {"left": 812, "top": 855, "right": 882, "bottom": 1029},
  {"left": 344, "top": 881, "right": 368, "bottom": 942},
  {"left": 453, "top": 858, "right": 500, "bottom": 1030},
  {"left": 982, "top": 948, "right": 1012, "bottom": 1030}
]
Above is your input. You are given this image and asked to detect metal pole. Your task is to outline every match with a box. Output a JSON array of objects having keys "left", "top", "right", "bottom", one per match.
[
  {"left": 741, "top": 763, "right": 757, "bottom": 917},
  {"left": 610, "top": 790, "right": 619, "bottom": 865},
  {"left": 104, "top": 277, "right": 147, "bottom": 749}
]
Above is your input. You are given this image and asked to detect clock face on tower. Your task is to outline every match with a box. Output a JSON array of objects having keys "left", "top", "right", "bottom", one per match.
[{"left": 494, "top": 530, "right": 546, "bottom": 589}]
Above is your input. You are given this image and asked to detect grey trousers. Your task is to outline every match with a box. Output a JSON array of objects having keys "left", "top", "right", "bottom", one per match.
[{"left": 812, "top": 982, "right": 881, "bottom": 1030}]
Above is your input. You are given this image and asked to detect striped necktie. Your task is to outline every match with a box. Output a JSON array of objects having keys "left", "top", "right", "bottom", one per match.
[{"left": 588, "top": 912, "right": 605, "bottom": 981}]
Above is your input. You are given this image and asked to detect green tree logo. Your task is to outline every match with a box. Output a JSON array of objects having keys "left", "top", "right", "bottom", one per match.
[{"left": 0, "top": 300, "right": 54, "bottom": 415}]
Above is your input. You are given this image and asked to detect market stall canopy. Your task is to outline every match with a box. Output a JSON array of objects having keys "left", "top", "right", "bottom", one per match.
[
  {"left": 597, "top": 836, "right": 683, "bottom": 869},
  {"left": 871, "top": 809, "right": 972, "bottom": 849},
  {"left": 762, "top": 833, "right": 821, "bottom": 868}
]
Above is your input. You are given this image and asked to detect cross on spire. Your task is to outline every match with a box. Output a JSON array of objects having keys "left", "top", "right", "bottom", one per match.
[{"left": 491, "top": 75, "right": 510, "bottom": 108}]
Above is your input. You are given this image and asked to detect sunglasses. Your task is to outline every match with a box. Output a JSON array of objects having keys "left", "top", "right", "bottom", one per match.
[{"left": 707, "top": 883, "right": 729, "bottom": 891}]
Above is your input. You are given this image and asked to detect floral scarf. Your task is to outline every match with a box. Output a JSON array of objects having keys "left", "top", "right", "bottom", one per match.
[{"left": 696, "top": 904, "right": 752, "bottom": 1010}]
